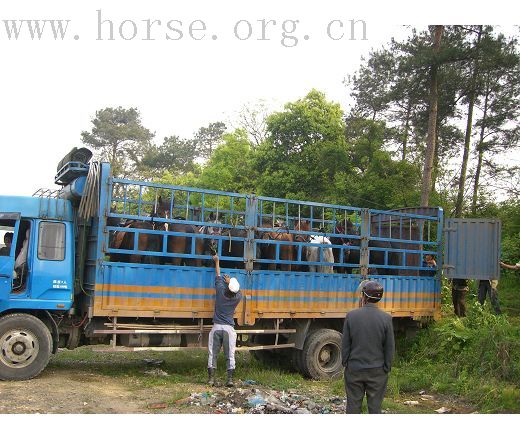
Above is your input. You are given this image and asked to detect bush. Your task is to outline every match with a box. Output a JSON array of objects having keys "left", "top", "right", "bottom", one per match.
[{"left": 394, "top": 285, "right": 520, "bottom": 412}]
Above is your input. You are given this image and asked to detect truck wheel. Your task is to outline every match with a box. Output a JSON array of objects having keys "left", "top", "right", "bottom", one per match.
[
  {"left": 0, "top": 314, "right": 52, "bottom": 381},
  {"left": 301, "top": 328, "right": 343, "bottom": 380},
  {"left": 292, "top": 349, "right": 307, "bottom": 375}
]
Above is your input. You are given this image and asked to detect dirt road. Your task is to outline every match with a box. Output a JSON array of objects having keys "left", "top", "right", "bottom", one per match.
[{"left": 0, "top": 348, "right": 476, "bottom": 414}]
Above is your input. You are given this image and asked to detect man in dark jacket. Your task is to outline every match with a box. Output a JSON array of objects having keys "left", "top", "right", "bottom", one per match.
[
  {"left": 341, "top": 280, "right": 395, "bottom": 414},
  {"left": 207, "top": 254, "right": 242, "bottom": 387}
]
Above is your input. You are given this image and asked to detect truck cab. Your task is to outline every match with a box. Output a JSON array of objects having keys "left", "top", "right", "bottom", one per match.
[
  {"left": 0, "top": 196, "right": 75, "bottom": 314},
  {"left": 0, "top": 196, "right": 75, "bottom": 380}
]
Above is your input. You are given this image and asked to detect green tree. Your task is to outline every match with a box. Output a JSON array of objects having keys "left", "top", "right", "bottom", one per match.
[
  {"left": 471, "top": 32, "right": 520, "bottom": 213},
  {"left": 193, "top": 122, "right": 227, "bottom": 161},
  {"left": 81, "top": 107, "right": 154, "bottom": 177},
  {"left": 197, "top": 130, "right": 256, "bottom": 193},
  {"left": 255, "top": 89, "right": 350, "bottom": 202},
  {"left": 139, "top": 136, "right": 198, "bottom": 177},
  {"left": 343, "top": 117, "right": 422, "bottom": 208}
]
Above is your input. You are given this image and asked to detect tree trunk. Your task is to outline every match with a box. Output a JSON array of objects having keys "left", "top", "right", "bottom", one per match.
[
  {"left": 431, "top": 129, "right": 440, "bottom": 192},
  {"left": 471, "top": 75, "right": 490, "bottom": 215},
  {"left": 421, "top": 25, "right": 444, "bottom": 207},
  {"left": 402, "top": 100, "right": 412, "bottom": 161},
  {"left": 455, "top": 26, "right": 482, "bottom": 217}
]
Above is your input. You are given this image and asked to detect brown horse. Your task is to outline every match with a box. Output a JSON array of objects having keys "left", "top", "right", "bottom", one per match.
[
  {"left": 293, "top": 219, "right": 312, "bottom": 271},
  {"left": 108, "top": 199, "right": 169, "bottom": 264},
  {"left": 338, "top": 220, "right": 401, "bottom": 275},
  {"left": 166, "top": 220, "right": 198, "bottom": 266},
  {"left": 193, "top": 214, "right": 222, "bottom": 267},
  {"left": 259, "top": 221, "right": 294, "bottom": 271},
  {"left": 331, "top": 222, "right": 354, "bottom": 274}
]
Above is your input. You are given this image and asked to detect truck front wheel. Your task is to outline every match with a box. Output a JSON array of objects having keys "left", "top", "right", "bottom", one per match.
[{"left": 0, "top": 314, "right": 52, "bottom": 381}]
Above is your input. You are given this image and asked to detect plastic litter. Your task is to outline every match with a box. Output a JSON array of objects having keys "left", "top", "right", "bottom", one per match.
[
  {"left": 183, "top": 387, "right": 352, "bottom": 414},
  {"left": 144, "top": 368, "right": 169, "bottom": 377},
  {"left": 247, "top": 394, "right": 267, "bottom": 407},
  {"left": 403, "top": 400, "right": 420, "bottom": 406}
]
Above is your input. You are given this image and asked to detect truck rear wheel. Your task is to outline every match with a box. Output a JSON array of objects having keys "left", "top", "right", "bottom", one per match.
[
  {"left": 0, "top": 314, "right": 52, "bottom": 381},
  {"left": 292, "top": 348, "right": 307, "bottom": 375},
  {"left": 301, "top": 328, "right": 343, "bottom": 380}
]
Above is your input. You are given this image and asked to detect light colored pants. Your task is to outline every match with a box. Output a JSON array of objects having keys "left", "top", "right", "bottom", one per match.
[{"left": 207, "top": 323, "right": 237, "bottom": 370}]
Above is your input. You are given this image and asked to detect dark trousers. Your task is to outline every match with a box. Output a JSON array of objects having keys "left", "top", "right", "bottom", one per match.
[
  {"left": 344, "top": 367, "right": 388, "bottom": 414},
  {"left": 478, "top": 280, "right": 501, "bottom": 314},
  {"left": 452, "top": 290, "right": 467, "bottom": 317},
  {"left": 452, "top": 279, "right": 468, "bottom": 317}
]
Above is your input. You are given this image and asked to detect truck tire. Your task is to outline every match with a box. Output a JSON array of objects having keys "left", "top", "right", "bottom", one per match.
[
  {"left": 292, "top": 348, "right": 307, "bottom": 375},
  {"left": 0, "top": 313, "right": 52, "bottom": 381},
  {"left": 301, "top": 328, "right": 343, "bottom": 380}
]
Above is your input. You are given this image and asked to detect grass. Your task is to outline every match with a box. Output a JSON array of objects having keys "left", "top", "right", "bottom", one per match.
[
  {"left": 389, "top": 274, "right": 520, "bottom": 413},
  {"left": 47, "top": 274, "right": 520, "bottom": 414}
]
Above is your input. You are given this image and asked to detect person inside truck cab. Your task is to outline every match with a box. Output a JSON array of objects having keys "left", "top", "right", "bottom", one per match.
[
  {"left": 15, "top": 229, "right": 30, "bottom": 271},
  {"left": 12, "top": 228, "right": 30, "bottom": 290},
  {"left": 0, "top": 232, "right": 13, "bottom": 256}
]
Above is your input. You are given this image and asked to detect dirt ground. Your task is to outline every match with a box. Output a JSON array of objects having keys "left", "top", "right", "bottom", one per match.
[{"left": 0, "top": 364, "right": 476, "bottom": 414}]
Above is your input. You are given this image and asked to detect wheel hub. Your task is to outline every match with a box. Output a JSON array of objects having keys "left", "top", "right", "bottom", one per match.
[
  {"left": 319, "top": 348, "right": 331, "bottom": 363},
  {"left": 12, "top": 341, "right": 26, "bottom": 355},
  {"left": 317, "top": 342, "right": 340, "bottom": 371},
  {"left": 0, "top": 330, "right": 40, "bottom": 368}
]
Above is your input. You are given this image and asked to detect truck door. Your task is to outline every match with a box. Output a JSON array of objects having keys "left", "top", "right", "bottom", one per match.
[
  {"left": 443, "top": 218, "right": 501, "bottom": 280},
  {"left": 29, "top": 220, "right": 73, "bottom": 302},
  {"left": 0, "top": 213, "right": 20, "bottom": 302}
]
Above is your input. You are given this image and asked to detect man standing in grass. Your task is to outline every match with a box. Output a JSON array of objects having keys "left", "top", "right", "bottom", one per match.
[
  {"left": 341, "top": 280, "right": 395, "bottom": 414},
  {"left": 207, "top": 254, "right": 242, "bottom": 387}
]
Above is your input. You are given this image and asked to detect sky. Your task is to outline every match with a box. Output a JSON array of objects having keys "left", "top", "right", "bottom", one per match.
[{"left": 0, "top": 1, "right": 517, "bottom": 197}]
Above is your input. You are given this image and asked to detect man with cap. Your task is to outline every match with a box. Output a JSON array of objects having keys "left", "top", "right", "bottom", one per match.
[
  {"left": 341, "top": 280, "right": 395, "bottom": 414},
  {"left": 207, "top": 254, "right": 242, "bottom": 387}
]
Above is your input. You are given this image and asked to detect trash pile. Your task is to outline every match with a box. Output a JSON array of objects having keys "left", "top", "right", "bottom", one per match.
[{"left": 178, "top": 383, "right": 347, "bottom": 414}]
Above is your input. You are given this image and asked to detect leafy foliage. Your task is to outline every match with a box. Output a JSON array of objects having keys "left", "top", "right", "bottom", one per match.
[
  {"left": 81, "top": 107, "right": 154, "bottom": 177},
  {"left": 197, "top": 130, "right": 257, "bottom": 193}
]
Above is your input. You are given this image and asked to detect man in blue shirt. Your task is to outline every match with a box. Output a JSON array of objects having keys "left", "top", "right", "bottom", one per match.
[{"left": 208, "top": 254, "right": 242, "bottom": 387}]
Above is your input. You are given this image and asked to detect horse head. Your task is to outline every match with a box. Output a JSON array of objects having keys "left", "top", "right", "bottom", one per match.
[
  {"left": 335, "top": 219, "right": 357, "bottom": 245},
  {"left": 199, "top": 213, "right": 223, "bottom": 255},
  {"left": 148, "top": 196, "right": 171, "bottom": 231},
  {"left": 294, "top": 219, "right": 311, "bottom": 243}
]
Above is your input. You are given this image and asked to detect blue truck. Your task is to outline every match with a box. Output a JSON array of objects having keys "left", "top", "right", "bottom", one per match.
[{"left": 0, "top": 148, "right": 501, "bottom": 380}]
